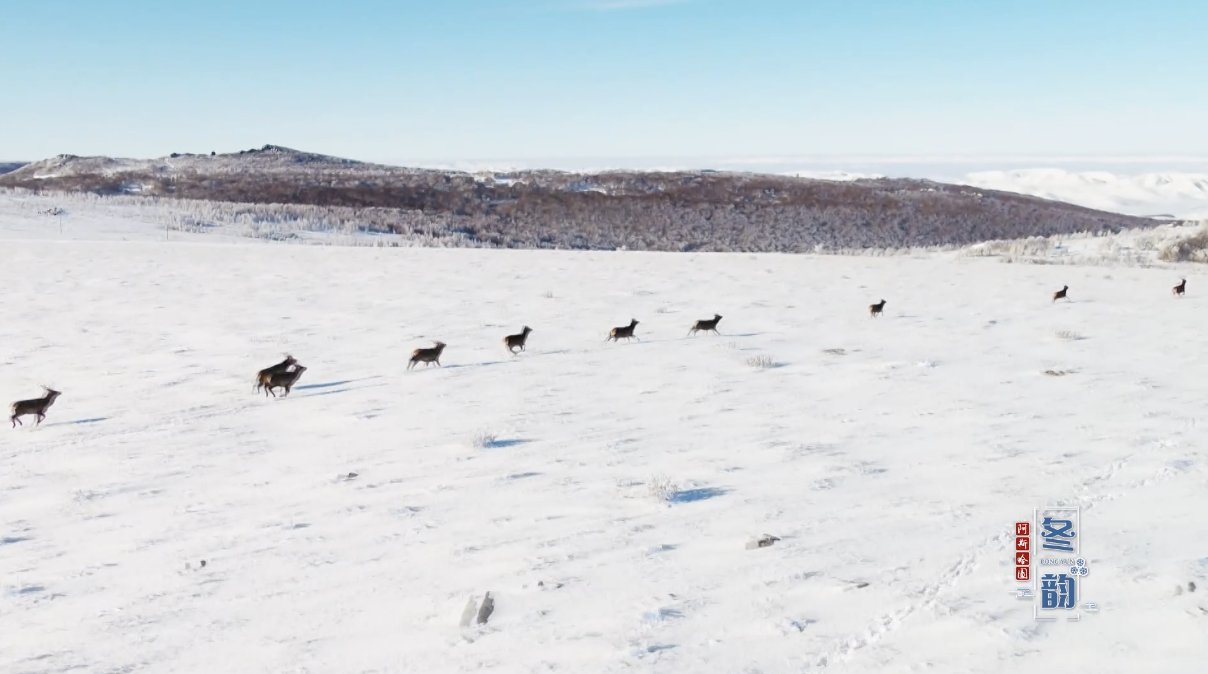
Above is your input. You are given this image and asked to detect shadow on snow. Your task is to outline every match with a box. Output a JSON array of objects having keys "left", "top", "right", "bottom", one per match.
[{"left": 668, "top": 487, "right": 730, "bottom": 504}]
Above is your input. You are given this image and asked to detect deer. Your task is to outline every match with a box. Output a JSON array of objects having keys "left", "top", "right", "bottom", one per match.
[
  {"left": 1173, "top": 278, "right": 1187, "bottom": 296},
  {"left": 688, "top": 314, "right": 723, "bottom": 336},
  {"left": 11, "top": 387, "right": 61, "bottom": 428},
  {"left": 255, "top": 354, "right": 297, "bottom": 392},
  {"left": 504, "top": 326, "right": 533, "bottom": 354},
  {"left": 607, "top": 318, "right": 640, "bottom": 342},
  {"left": 869, "top": 299, "right": 886, "bottom": 317},
  {"left": 262, "top": 365, "right": 307, "bottom": 397},
  {"left": 1052, "top": 285, "right": 1069, "bottom": 303},
  {"left": 408, "top": 341, "right": 447, "bottom": 369}
]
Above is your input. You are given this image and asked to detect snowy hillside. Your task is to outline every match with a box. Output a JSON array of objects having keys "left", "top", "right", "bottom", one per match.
[
  {"left": 406, "top": 156, "right": 1208, "bottom": 221},
  {"left": 3, "top": 202, "right": 1207, "bottom": 674},
  {"left": 0, "top": 148, "right": 1164, "bottom": 253},
  {"left": 959, "top": 169, "right": 1208, "bottom": 220}
]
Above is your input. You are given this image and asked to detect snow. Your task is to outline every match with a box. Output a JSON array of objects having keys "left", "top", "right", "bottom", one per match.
[
  {"left": 403, "top": 156, "right": 1208, "bottom": 220},
  {"left": 960, "top": 169, "right": 1208, "bottom": 220},
  {"left": 3, "top": 196, "right": 1208, "bottom": 673}
]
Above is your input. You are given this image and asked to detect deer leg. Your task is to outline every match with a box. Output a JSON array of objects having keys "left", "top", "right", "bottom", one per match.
[
  {"left": 11, "top": 416, "right": 18, "bottom": 428},
  {"left": 36, "top": 413, "right": 44, "bottom": 426}
]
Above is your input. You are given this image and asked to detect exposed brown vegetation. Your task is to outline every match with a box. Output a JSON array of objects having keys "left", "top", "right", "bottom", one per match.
[
  {"left": 0, "top": 146, "right": 1162, "bottom": 253},
  {"left": 1159, "top": 229, "right": 1208, "bottom": 263}
]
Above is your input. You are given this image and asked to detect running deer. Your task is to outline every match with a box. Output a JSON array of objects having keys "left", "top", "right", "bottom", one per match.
[
  {"left": 869, "top": 299, "right": 886, "bottom": 317},
  {"left": 10, "top": 387, "right": 61, "bottom": 428},
  {"left": 504, "top": 326, "right": 532, "bottom": 354},
  {"left": 607, "top": 319, "right": 640, "bottom": 342},
  {"left": 255, "top": 354, "right": 297, "bottom": 392},
  {"left": 1173, "top": 278, "right": 1187, "bottom": 296},
  {"left": 1052, "top": 285, "right": 1069, "bottom": 303},
  {"left": 263, "top": 365, "right": 307, "bottom": 397},
  {"left": 408, "top": 341, "right": 447, "bottom": 369},
  {"left": 688, "top": 314, "right": 723, "bottom": 336}
]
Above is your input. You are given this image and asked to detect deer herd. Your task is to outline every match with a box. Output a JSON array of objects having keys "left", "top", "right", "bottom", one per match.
[{"left": 6, "top": 280, "right": 1191, "bottom": 428}]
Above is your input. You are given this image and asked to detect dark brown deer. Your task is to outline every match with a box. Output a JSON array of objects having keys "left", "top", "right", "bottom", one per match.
[
  {"left": 607, "top": 319, "right": 640, "bottom": 342},
  {"left": 504, "top": 326, "right": 532, "bottom": 354},
  {"left": 263, "top": 365, "right": 307, "bottom": 397},
  {"left": 688, "top": 314, "right": 723, "bottom": 336},
  {"left": 408, "top": 341, "right": 447, "bottom": 369},
  {"left": 254, "top": 354, "right": 297, "bottom": 392},
  {"left": 1052, "top": 285, "right": 1069, "bottom": 303},
  {"left": 1173, "top": 278, "right": 1187, "bottom": 296},
  {"left": 869, "top": 299, "right": 886, "bottom": 317},
  {"left": 10, "top": 387, "right": 61, "bottom": 428}
]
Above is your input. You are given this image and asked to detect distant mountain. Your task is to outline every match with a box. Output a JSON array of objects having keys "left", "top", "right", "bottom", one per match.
[
  {"left": 0, "top": 162, "right": 26, "bottom": 175},
  {"left": 0, "top": 145, "right": 1165, "bottom": 252},
  {"left": 959, "top": 169, "right": 1208, "bottom": 220}
]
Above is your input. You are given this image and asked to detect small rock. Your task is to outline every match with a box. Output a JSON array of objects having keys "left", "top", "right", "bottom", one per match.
[
  {"left": 200, "top": 560, "right": 207, "bottom": 568},
  {"left": 1190, "top": 581, "right": 1198, "bottom": 593},
  {"left": 746, "top": 534, "right": 781, "bottom": 550}
]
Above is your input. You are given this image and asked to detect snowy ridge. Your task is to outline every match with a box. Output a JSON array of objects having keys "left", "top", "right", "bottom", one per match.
[
  {"left": 2, "top": 201, "right": 1207, "bottom": 673},
  {"left": 960, "top": 169, "right": 1208, "bottom": 220},
  {"left": 6, "top": 145, "right": 381, "bottom": 181},
  {"left": 406, "top": 157, "right": 1208, "bottom": 220},
  {"left": 0, "top": 149, "right": 1164, "bottom": 253}
]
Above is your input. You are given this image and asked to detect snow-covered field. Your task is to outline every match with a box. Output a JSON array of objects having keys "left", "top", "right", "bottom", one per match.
[{"left": 3, "top": 202, "right": 1208, "bottom": 674}]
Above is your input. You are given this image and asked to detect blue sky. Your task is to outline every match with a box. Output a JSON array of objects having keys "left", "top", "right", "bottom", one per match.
[{"left": 3, "top": 0, "right": 1206, "bottom": 165}]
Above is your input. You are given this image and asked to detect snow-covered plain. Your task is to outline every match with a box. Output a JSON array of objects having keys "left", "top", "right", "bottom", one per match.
[{"left": 3, "top": 200, "right": 1208, "bottom": 674}]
